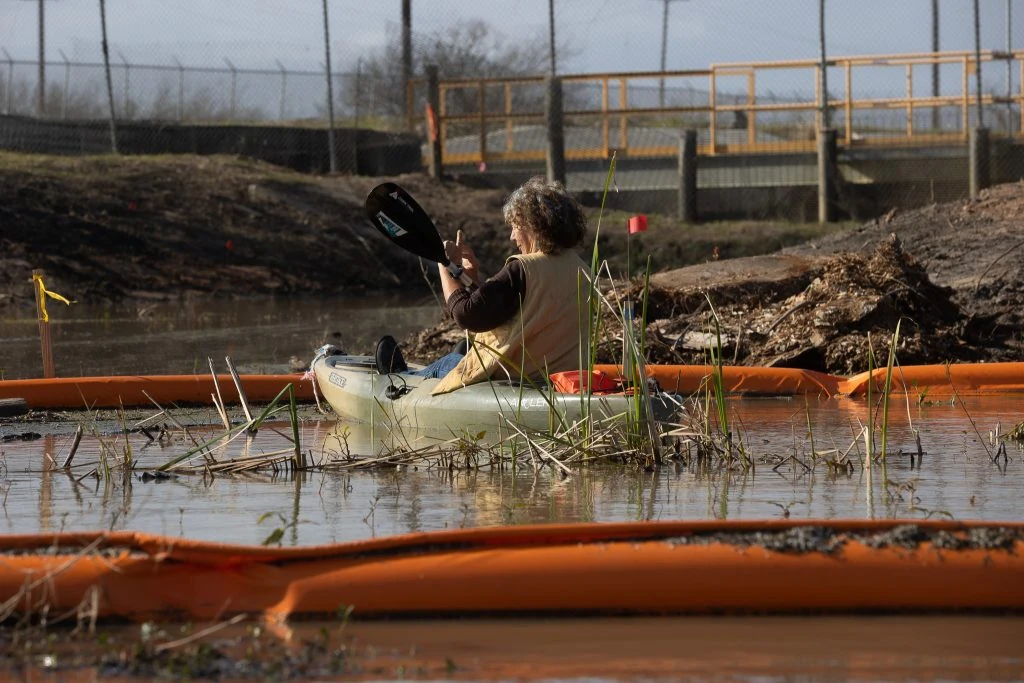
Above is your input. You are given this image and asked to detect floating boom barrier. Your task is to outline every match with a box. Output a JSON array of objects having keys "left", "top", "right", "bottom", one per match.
[
  {"left": 3, "top": 362, "right": 1024, "bottom": 409},
  {"left": 0, "top": 520, "right": 1022, "bottom": 621}
]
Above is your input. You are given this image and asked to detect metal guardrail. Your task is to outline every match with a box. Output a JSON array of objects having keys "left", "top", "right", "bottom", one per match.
[{"left": 410, "top": 50, "right": 1024, "bottom": 165}]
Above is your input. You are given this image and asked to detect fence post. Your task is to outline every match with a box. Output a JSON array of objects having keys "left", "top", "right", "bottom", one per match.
[
  {"left": 426, "top": 64, "right": 443, "bottom": 180},
  {"left": 931, "top": 0, "right": 940, "bottom": 131},
  {"left": 401, "top": 0, "right": 413, "bottom": 131},
  {"left": 99, "top": 0, "right": 119, "bottom": 153},
  {"left": 276, "top": 59, "right": 287, "bottom": 121},
  {"left": 37, "top": 0, "right": 45, "bottom": 117},
  {"left": 969, "top": 126, "right": 990, "bottom": 198},
  {"left": 118, "top": 51, "right": 130, "bottom": 119},
  {"left": 3, "top": 49, "right": 14, "bottom": 115},
  {"left": 224, "top": 58, "right": 237, "bottom": 120},
  {"left": 173, "top": 56, "right": 184, "bottom": 121},
  {"left": 545, "top": 74, "right": 566, "bottom": 186},
  {"left": 678, "top": 129, "right": 698, "bottom": 223},
  {"left": 354, "top": 58, "right": 362, "bottom": 128},
  {"left": 32, "top": 270, "right": 56, "bottom": 379},
  {"left": 817, "top": 127, "right": 838, "bottom": 223},
  {"left": 59, "top": 49, "right": 70, "bottom": 120},
  {"left": 321, "top": 0, "right": 337, "bottom": 174}
]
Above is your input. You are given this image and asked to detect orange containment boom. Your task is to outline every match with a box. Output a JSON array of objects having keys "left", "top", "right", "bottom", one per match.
[
  {"left": 839, "top": 362, "right": 1024, "bottom": 396},
  {"left": 1, "top": 520, "right": 1022, "bottom": 621},
  {"left": 594, "top": 364, "right": 841, "bottom": 396},
  {"left": 3, "top": 361, "right": 1024, "bottom": 409},
  {"left": 0, "top": 374, "right": 315, "bottom": 409}
]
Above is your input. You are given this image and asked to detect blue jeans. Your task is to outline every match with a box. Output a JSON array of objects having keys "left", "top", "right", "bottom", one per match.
[{"left": 410, "top": 352, "right": 464, "bottom": 379}]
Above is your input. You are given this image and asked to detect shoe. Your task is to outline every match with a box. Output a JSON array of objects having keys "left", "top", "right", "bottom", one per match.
[
  {"left": 374, "top": 335, "right": 408, "bottom": 374},
  {"left": 451, "top": 338, "right": 469, "bottom": 355}
]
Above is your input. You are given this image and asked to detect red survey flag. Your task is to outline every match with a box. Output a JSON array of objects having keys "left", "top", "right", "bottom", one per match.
[{"left": 628, "top": 215, "right": 648, "bottom": 234}]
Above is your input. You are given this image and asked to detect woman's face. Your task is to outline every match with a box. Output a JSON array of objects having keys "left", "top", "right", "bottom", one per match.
[{"left": 509, "top": 220, "right": 535, "bottom": 254}]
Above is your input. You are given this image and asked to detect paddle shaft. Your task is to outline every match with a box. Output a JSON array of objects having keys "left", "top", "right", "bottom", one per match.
[{"left": 445, "top": 261, "right": 476, "bottom": 288}]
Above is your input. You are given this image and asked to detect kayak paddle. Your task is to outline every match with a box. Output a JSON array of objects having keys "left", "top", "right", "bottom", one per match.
[{"left": 364, "top": 182, "right": 476, "bottom": 288}]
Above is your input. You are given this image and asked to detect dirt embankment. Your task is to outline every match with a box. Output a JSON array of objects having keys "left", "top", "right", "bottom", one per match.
[
  {"left": 2, "top": 152, "right": 1022, "bottom": 375},
  {"left": 1, "top": 154, "right": 419, "bottom": 306},
  {"left": 0, "top": 152, "right": 837, "bottom": 310}
]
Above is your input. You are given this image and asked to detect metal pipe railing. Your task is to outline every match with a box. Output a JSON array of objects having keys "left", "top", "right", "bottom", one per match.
[{"left": 430, "top": 49, "right": 1023, "bottom": 164}]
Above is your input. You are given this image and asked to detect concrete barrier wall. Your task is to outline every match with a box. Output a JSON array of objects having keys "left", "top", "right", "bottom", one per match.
[{"left": 446, "top": 142, "right": 1004, "bottom": 222}]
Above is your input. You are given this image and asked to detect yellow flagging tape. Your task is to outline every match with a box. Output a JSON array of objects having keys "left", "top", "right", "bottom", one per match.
[{"left": 32, "top": 273, "right": 74, "bottom": 323}]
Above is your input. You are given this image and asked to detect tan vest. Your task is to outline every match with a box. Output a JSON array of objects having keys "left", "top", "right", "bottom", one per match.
[{"left": 432, "top": 250, "right": 590, "bottom": 395}]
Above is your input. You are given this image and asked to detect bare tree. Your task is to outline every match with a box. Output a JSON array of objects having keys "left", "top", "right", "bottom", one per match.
[{"left": 348, "top": 19, "right": 556, "bottom": 123}]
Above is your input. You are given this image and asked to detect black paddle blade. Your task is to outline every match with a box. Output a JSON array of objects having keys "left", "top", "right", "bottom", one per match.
[{"left": 364, "top": 182, "right": 447, "bottom": 264}]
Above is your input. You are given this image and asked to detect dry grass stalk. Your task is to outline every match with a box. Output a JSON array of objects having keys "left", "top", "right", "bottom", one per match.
[
  {"left": 61, "top": 425, "right": 84, "bottom": 469},
  {"left": 208, "top": 356, "right": 231, "bottom": 430},
  {"left": 153, "top": 613, "right": 248, "bottom": 653},
  {"left": 225, "top": 355, "right": 254, "bottom": 427},
  {"left": 503, "top": 421, "right": 573, "bottom": 475}
]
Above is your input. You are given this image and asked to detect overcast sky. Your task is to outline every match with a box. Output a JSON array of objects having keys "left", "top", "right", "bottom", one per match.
[{"left": 1, "top": 0, "right": 1018, "bottom": 76}]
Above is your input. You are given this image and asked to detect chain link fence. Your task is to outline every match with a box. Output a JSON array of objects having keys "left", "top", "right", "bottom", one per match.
[{"left": 0, "top": 55, "right": 384, "bottom": 124}]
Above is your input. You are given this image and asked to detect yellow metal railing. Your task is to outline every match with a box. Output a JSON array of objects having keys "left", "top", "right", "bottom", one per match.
[{"left": 406, "top": 50, "right": 1024, "bottom": 166}]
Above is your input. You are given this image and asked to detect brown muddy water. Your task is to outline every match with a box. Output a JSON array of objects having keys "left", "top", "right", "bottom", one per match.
[
  {"left": 8, "top": 616, "right": 1024, "bottom": 681},
  {"left": 0, "top": 395, "right": 1022, "bottom": 543},
  {"left": 1, "top": 297, "right": 1022, "bottom": 540},
  {"left": 3, "top": 299, "right": 1024, "bottom": 681},
  {"left": 0, "top": 296, "right": 443, "bottom": 379}
]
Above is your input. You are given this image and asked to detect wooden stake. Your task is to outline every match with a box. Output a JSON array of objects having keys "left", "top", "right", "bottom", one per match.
[{"left": 32, "top": 269, "right": 55, "bottom": 378}]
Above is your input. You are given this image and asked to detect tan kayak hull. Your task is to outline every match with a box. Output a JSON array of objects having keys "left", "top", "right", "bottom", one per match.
[{"left": 313, "top": 355, "right": 646, "bottom": 431}]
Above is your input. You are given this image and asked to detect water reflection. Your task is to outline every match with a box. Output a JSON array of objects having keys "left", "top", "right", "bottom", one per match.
[
  {"left": 335, "top": 616, "right": 1024, "bottom": 681},
  {"left": 0, "top": 394, "right": 1020, "bottom": 545},
  {"left": 0, "top": 295, "right": 441, "bottom": 379}
]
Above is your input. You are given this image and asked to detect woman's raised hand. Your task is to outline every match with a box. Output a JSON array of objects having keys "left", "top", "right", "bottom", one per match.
[{"left": 444, "top": 230, "right": 482, "bottom": 285}]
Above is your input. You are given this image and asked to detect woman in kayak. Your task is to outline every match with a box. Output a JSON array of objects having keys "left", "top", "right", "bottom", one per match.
[{"left": 375, "top": 175, "right": 590, "bottom": 394}]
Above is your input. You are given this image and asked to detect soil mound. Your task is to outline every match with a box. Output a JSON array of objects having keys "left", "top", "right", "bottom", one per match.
[
  {"left": 641, "top": 234, "right": 982, "bottom": 375},
  {"left": 786, "top": 181, "right": 1024, "bottom": 333}
]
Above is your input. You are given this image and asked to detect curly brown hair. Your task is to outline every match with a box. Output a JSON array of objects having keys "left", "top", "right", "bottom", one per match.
[{"left": 501, "top": 176, "right": 588, "bottom": 254}]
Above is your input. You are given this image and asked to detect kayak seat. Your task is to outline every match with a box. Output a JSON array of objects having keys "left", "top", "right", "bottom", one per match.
[{"left": 375, "top": 335, "right": 408, "bottom": 374}]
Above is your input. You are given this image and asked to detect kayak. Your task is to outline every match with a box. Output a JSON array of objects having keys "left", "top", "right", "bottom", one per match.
[{"left": 311, "top": 353, "right": 654, "bottom": 432}]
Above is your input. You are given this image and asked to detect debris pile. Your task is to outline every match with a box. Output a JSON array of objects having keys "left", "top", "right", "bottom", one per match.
[{"left": 619, "top": 234, "right": 985, "bottom": 375}]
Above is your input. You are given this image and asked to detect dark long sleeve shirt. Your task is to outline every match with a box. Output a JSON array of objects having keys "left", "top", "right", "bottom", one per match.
[{"left": 445, "top": 258, "right": 527, "bottom": 332}]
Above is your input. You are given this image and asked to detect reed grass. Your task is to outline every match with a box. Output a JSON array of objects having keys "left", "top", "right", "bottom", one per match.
[
  {"left": 704, "top": 297, "right": 731, "bottom": 449},
  {"left": 155, "top": 383, "right": 295, "bottom": 472},
  {"left": 878, "top": 320, "right": 902, "bottom": 489}
]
